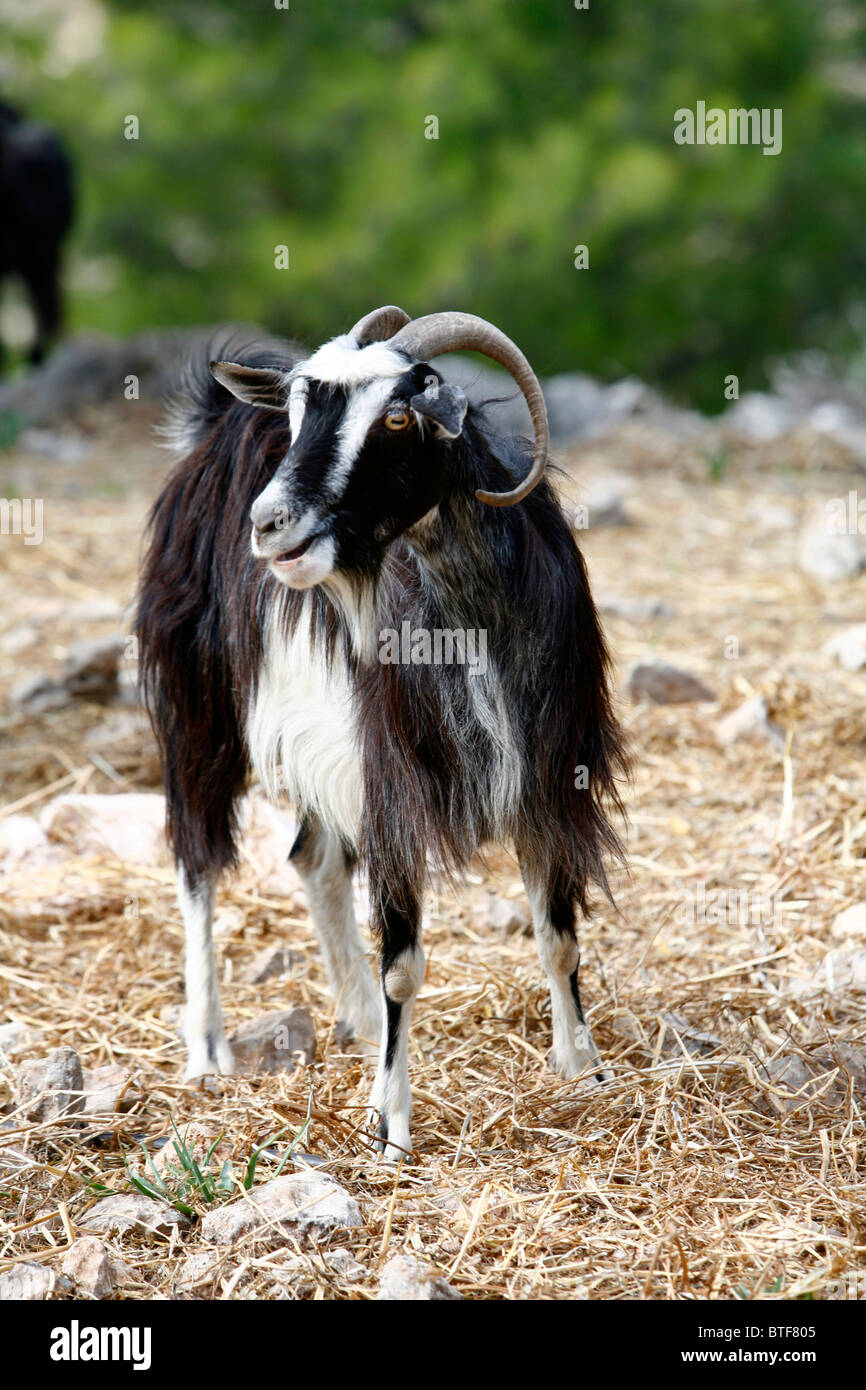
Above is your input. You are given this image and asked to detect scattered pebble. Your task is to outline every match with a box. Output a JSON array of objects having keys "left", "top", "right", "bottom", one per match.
[
  {"left": 201, "top": 1172, "right": 362, "bottom": 1245},
  {"left": 81, "top": 1193, "right": 190, "bottom": 1240},
  {"left": 61, "top": 1237, "right": 132, "bottom": 1299},
  {"left": 15, "top": 1046, "right": 84, "bottom": 1123},
  {"left": 715, "top": 695, "right": 784, "bottom": 748},
  {"left": 229, "top": 1007, "right": 316, "bottom": 1073},
  {"left": 831, "top": 903, "right": 866, "bottom": 940},
  {"left": 625, "top": 659, "right": 715, "bottom": 704},
  {"left": 377, "top": 1254, "right": 462, "bottom": 1301},
  {"left": 244, "top": 945, "right": 306, "bottom": 984},
  {"left": 823, "top": 624, "right": 866, "bottom": 671}
]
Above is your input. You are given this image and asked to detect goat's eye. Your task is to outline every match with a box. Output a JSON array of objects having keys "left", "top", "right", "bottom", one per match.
[{"left": 384, "top": 408, "right": 412, "bottom": 432}]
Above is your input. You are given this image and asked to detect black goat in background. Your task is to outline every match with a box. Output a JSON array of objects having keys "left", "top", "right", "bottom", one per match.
[{"left": 0, "top": 100, "right": 74, "bottom": 370}]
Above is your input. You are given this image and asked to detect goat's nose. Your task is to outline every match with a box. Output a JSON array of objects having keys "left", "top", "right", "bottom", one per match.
[{"left": 250, "top": 494, "right": 280, "bottom": 532}]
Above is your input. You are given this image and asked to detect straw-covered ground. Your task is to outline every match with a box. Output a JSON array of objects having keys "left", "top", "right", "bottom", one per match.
[{"left": 0, "top": 400, "right": 864, "bottom": 1300}]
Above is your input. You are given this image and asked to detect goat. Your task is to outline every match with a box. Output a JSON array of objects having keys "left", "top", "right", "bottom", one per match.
[
  {"left": 135, "top": 305, "right": 626, "bottom": 1160},
  {"left": 0, "top": 100, "right": 74, "bottom": 369}
]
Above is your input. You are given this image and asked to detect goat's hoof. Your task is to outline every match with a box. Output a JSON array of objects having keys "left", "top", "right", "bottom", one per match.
[
  {"left": 367, "top": 1107, "right": 413, "bottom": 1164},
  {"left": 184, "top": 1035, "right": 235, "bottom": 1080}
]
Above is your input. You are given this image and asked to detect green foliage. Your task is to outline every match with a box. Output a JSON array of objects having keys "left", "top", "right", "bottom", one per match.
[
  {"left": 122, "top": 1114, "right": 311, "bottom": 1214},
  {"left": 4, "top": 0, "right": 866, "bottom": 407}
]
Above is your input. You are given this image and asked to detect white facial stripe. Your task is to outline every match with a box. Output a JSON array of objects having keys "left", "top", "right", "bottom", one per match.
[
  {"left": 301, "top": 335, "right": 409, "bottom": 387},
  {"left": 330, "top": 377, "right": 399, "bottom": 496},
  {"left": 288, "top": 378, "right": 308, "bottom": 442}
]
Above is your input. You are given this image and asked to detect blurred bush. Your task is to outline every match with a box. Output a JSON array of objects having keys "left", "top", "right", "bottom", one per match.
[{"left": 3, "top": 0, "right": 866, "bottom": 408}]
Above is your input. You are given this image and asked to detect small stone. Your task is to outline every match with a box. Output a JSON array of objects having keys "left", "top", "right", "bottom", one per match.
[
  {"left": 322, "top": 1247, "right": 366, "bottom": 1282},
  {"left": 377, "top": 1254, "right": 462, "bottom": 1301},
  {"left": 660, "top": 1012, "right": 722, "bottom": 1058},
  {"left": 81, "top": 1193, "right": 189, "bottom": 1240},
  {"left": 229, "top": 1007, "right": 316, "bottom": 1073},
  {"left": 625, "top": 660, "right": 715, "bottom": 705},
  {"left": 0, "top": 1262, "right": 70, "bottom": 1301},
  {"left": 60, "top": 1237, "right": 119, "bottom": 1299},
  {"left": 823, "top": 625, "right": 866, "bottom": 672},
  {"left": 15, "top": 1046, "right": 84, "bottom": 1122},
  {"left": 831, "top": 903, "right": 866, "bottom": 940},
  {"left": 817, "top": 948, "right": 866, "bottom": 992},
  {"left": 764, "top": 1054, "right": 820, "bottom": 1113},
  {"left": 477, "top": 894, "right": 531, "bottom": 937},
  {"left": 0, "top": 1020, "right": 42, "bottom": 1059},
  {"left": 716, "top": 695, "right": 784, "bottom": 748},
  {"left": 175, "top": 1251, "right": 227, "bottom": 1292},
  {"left": 213, "top": 907, "right": 244, "bottom": 939},
  {"left": 599, "top": 596, "right": 675, "bottom": 623},
  {"left": 82, "top": 1064, "right": 138, "bottom": 1116},
  {"left": 798, "top": 508, "right": 862, "bottom": 583},
  {"left": 201, "top": 1172, "right": 362, "bottom": 1245},
  {"left": 59, "top": 636, "right": 124, "bottom": 704},
  {"left": 583, "top": 475, "right": 630, "bottom": 528},
  {"left": 0, "top": 815, "right": 62, "bottom": 871},
  {"left": 244, "top": 945, "right": 305, "bottom": 984},
  {"left": 40, "top": 793, "right": 167, "bottom": 864},
  {"left": 0, "top": 623, "right": 39, "bottom": 655}
]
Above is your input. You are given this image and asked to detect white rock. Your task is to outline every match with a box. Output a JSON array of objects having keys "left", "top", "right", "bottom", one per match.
[
  {"left": 583, "top": 475, "right": 630, "bottom": 528},
  {"left": 625, "top": 660, "right": 715, "bottom": 705},
  {"left": 239, "top": 795, "right": 304, "bottom": 896},
  {"left": 798, "top": 508, "right": 862, "bottom": 582},
  {"left": 377, "top": 1254, "right": 462, "bottom": 1301},
  {"left": 0, "top": 815, "right": 62, "bottom": 871},
  {"left": 40, "top": 793, "right": 167, "bottom": 864},
  {"left": 599, "top": 596, "right": 675, "bottom": 623},
  {"left": 716, "top": 695, "right": 784, "bottom": 748},
  {"left": 15, "top": 1046, "right": 84, "bottom": 1122},
  {"left": 0, "top": 624, "right": 39, "bottom": 655},
  {"left": 81, "top": 1193, "right": 189, "bottom": 1239},
  {"left": 831, "top": 903, "right": 866, "bottom": 940},
  {"left": 82, "top": 1064, "right": 137, "bottom": 1116},
  {"left": 244, "top": 945, "right": 306, "bottom": 984},
  {"left": 817, "top": 948, "right": 866, "bottom": 992},
  {"left": 201, "top": 1172, "right": 363, "bottom": 1245},
  {"left": 0, "top": 1262, "right": 69, "bottom": 1301},
  {"left": 477, "top": 894, "right": 531, "bottom": 937},
  {"left": 229, "top": 1007, "right": 316, "bottom": 1073},
  {"left": 322, "top": 1247, "right": 367, "bottom": 1282},
  {"left": 174, "top": 1251, "right": 227, "bottom": 1292},
  {"left": 0, "top": 1020, "right": 43, "bottom": 1059},
  {"left": 61, "top": 1237, "right": 126, "bottom": 1299},
  {"left": 823, "top": 625, "right": 866, "bottom": 672}
]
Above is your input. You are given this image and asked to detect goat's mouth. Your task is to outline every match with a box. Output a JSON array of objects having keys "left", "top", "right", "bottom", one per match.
[{"left": 272, "top": 533, "right": 321, "bottom": 567}]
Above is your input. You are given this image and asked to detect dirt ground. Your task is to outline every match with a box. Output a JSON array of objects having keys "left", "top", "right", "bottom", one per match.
[{"left": 1, "top": 401, "right": 865, "bottom": 1300}]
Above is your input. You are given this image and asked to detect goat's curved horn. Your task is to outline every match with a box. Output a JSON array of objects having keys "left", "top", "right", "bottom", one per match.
[
  {"left": 350, "top": 304, "right": 411, "bottom": 346},
  {"left": 388, "top": 312, "right": 548, "bottom": 507}
]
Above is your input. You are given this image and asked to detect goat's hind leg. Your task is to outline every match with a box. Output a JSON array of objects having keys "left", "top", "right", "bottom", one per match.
[
  {"left": 289, "top": 815, "right": 381, "bottom": 1046},
  {"left": 178, "top": 863, "right": 235, "bottom": 1078},
  {"left": 520, "top": 856, "right": 610, "bottom": 1084}
]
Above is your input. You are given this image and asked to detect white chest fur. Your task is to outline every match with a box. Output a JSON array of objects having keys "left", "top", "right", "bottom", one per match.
[{"left": 247, "top": 601, "right": 364, "bottom": 845}]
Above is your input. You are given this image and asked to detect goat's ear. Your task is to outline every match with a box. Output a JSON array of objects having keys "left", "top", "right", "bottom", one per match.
[
  {"left": 209, "top": 361, "right": 289, "bottom": 410},
  {"left": 410, "top": 378, "right": 468, "bottom": 439}
]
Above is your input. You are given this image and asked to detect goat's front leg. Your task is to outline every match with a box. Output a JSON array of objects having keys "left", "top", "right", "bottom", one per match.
[
  {"left": 519, "top": 856, "right": 610, "bottom": 1084},
  {"left": 368, "top": 889, "right": 425, "bottom": 1163},
  {"left": 178, "top": 864, "right": 235, "bottom": 1078}
]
